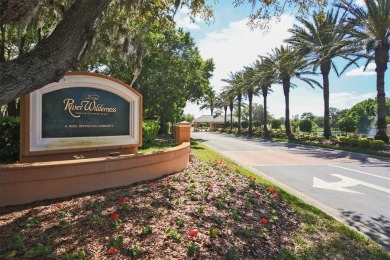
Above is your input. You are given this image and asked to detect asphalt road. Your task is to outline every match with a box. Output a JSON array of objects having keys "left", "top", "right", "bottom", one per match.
[{"left": 192, "top": 131, "right": 390, "bottom": 250}]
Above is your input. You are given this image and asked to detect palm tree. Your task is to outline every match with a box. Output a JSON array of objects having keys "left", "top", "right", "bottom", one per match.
[
  {"left": 336, "top": 0, "right": 390, "bottom": 143},
  {"left": 286, "top": 9, "right": 358, "bottom": 139},
  {"left": 260, "top": 45, "right": 321, "bottom": 135},
  {"left": 215, "top": 91, "right": 230, "bottom": 127},
  {"left": 221, "top": 84, "right": 236, "bottom": 131},
  {"left": 199, "top": 89, "right": 216, "bottom": 115},
  {"left": 222, "top": 72, "right": 244, "bottom": 133},
  {"left": 253, "top": 59, "right": 275, "bottom": 134},
  {"left": 242, "top": 65, "right": 260, "bottom": 135}
]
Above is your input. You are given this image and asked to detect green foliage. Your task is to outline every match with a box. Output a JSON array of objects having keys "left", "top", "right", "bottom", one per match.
[
  {"left": 142, "top": 225, "right": 153, "bottom": 235},
  {"left": 371, "top": 140, "right": 385, "bottom": 149},
  {"left": 9, "top": 233, "right": 25, "bottom": 250},
  {"left": 24, "top": 243, "right": 52, "bottom": 258},
  {"left": 166, "top": 228, "right": 181, "bottom": 241},
  {"left": 108, "top": 236, "right": 123, "bottom": 249},
  {"left": 359, "top": 138, "right": 371, "bottom": 148},
  {"left": 338, "top": 117, "right": 357, "bottom": 134},
  {"left": 142, "top": 120, "right": 160, "bottom": 147},
  {"left": 316, "top": 136, "right": 325, "bottom": 142},
  {"left": 309, "top": 136, "right": 316, "bottom": 141},
  {"left": 187, "top": 242, "right": 200, "bottom": 255},
  {"left": 271, "top": 119, "right": 282, "bottom": 129},
  {"left": 241, "top": 121, "right": 249, "bottom": 128},
  {"left": 345, "top": 138, "right": 359, "bottom": 146},
  {"left": 0, "top": 117, "right": 20, "bottom": 163},
  {"left": 347, "top": 98, "right": 378, "bottom": 133},
  {"left": 299, "top": 119, "right": 312, "bottom": 133}
]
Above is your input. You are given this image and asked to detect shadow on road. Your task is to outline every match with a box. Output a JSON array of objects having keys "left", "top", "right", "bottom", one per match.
[{"left": 339, "top": 209, "right": 390, "bottom": 251}]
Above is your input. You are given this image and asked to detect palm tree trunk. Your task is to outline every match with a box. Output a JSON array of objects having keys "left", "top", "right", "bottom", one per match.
[
  {"left": 229, "top": 101, "right": 233, "bottom": 131},
  {"left": 248, "top": 92, "right": 253, "bottom": 135},
  {"left": 237, "top": 93, "right": 242, "bottom": 134},
  {"left": 263, "top": 91, "right": 268, "bottom": 133},
  {"left": 321, "top": 61, "right": 331, "bottom": 139},
  {"left": 224, "top": 105, "right": 227, "bottom": 127},
  {"left": 374, "top": 45, "right": 389, "bottom": 143},
  {"left": 283, "top": 78, "right": 291, "bottom": 135}
]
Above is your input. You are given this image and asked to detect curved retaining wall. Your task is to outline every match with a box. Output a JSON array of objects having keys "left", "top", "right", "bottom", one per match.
[{"left": 0, "top": 142, "right": 190, "bottom": 207}]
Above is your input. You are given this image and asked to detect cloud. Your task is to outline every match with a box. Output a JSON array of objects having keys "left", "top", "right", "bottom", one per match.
[
  {"left": 329, "top": 92, "right": 376, "bottom": 109},
  {"left": 355, "top": 0, "right": 366, "bottom": 6},
  {"left": 197, "top": 15, "right": 295, "bottom": 93},
  {"left": 345, "top": 63, "right": 376, "bottom": 76},
  {"left": 174, "top": 6, "right": 202, "bottom": 30}
]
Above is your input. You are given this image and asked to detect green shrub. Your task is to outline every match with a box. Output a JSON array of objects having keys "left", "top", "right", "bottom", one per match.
[
  {"left": 359, "top": 138, "right": 371, "bottom": 148},
  {"left": 142, "top": 120, "right": 160, "bottom": 147},
  {"left": 271, "top": 119, "right": 281, "bottom": 130},
  {"left": 329, "top": 136, "right": 338, "bottom": 142},
  {"left": 309, "top": 136, "right": 316, "bottom": 141},
  {"left": 371, "top": 140, "right": 385, "bottom": 149},
  {"left": 241, "top": 121, "right": 249, "bottom": 129},
  {"left": 345, "top": 138, "right": 359, "bottom": 146},
  {"left": 299, "top": 119, "right": 312, "bottom": 133},
  {"left": 316, "top": 136, "right": 325, "bottom": 142},
  {"left": 338, "top": 136, "right": 347, "bottom": 142},
  {"left": 0, "top": 117, "right": 20, "bottom": 163}
]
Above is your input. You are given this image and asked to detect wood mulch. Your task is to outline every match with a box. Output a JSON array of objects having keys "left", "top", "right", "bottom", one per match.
[{"left": 0, "top": 157, "right": 299, "bottom": 259}]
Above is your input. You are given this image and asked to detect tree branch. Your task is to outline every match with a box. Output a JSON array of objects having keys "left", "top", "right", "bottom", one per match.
[
  {"left": 0, "top": 0, "right": 40, "bottom": 25},
  {"left": 0, "top": 0, "right": 112, "bottom": 105}
]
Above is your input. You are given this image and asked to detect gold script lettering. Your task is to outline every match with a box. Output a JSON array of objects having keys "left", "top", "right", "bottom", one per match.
[{"left": 63, "top": 99, "right": 81, "bottom": 118}]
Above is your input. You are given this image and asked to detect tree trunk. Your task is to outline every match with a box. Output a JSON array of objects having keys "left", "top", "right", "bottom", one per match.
[
  {"left": 374, "top": 45, "right": 389, "bottom": 143},
  {"left": 224, "top": 105, "right": 227, "bottom": 127},
  {"left": 0, "top": 0, "right": 40, "bottom": 25},
  {"left": 321, "top": 61, "right": 331, "bottom": 139},
  {"left": 0, "top": 0, "right": 112, "bottom": 105},
  {"left": 263, "top": 90, "right": 268, "bottom": 133},
  {"left": 237, "top": 93, "right": 242, "bottom": 134},
  {"left": 6, "top": 98, "right": 16, "bottom": 116},
  {"left": 248, "top": 92, "right": 253, "bottom": 135},
  {"left": 229, "top": 101, "right": 233, "bottom": 131},
  {"left": 0, "top": 24, "right": 5, "bottom": 61},
  {"left": 283, "top": 77, "right": 291, "bottom": 135}
]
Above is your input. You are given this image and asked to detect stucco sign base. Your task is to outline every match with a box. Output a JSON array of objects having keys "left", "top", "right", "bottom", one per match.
[{"left": 0, "top": 143, "right": 190, "bottom": 207}]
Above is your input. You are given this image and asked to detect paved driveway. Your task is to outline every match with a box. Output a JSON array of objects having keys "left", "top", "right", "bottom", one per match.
[{"left": 192, "top": 131, "right": 390, "bottom": 250}]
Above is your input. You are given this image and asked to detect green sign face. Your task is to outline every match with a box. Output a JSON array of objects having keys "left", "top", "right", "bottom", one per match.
[{"left": 42, "top": 87, "right": 130, "bottom": 138}]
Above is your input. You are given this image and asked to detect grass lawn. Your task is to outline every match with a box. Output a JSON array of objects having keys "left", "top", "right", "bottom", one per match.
[{"left": 0, "top": 140, "right": 388, "bottom": 259}]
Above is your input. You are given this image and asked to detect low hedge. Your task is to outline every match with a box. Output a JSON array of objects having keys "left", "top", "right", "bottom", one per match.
[{"left": 371, "top": 140, "right": 385, "bottom": 149}]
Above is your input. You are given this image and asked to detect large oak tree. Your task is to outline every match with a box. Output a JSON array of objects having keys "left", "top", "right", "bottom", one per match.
[{"left": 0, "top": 0, "right": 328, "bottom": 106}]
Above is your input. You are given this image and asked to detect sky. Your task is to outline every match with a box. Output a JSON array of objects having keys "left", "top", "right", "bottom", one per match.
[{"left": 174, "top": 1, "right": 389, "bottom": 120}]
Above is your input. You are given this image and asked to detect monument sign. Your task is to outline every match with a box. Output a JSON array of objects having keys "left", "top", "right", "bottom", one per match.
[{"left": 20, "top": 72, "right": 142, "bottom": 162}]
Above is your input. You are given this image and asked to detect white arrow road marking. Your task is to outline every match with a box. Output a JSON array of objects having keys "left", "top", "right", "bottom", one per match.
[{"left": 313, "top": 174, "right": 390, "bottom": 195}]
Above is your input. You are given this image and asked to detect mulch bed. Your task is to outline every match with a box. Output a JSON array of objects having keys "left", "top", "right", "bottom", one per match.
[{"left": 0, "top": 157, "right": 299, "bottom": 259}]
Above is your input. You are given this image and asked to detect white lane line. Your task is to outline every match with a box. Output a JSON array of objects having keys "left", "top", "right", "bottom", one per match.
[{"left": 328, "top": 164, "right": 390, "bottom": 181}]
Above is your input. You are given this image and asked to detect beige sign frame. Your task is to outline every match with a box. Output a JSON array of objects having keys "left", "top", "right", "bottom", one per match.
[{"left": 20, "top": 72, "right": 142, "bottom": 162}]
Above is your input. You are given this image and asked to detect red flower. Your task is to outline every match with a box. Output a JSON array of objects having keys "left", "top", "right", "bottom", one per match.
[
  {"left": 55, "top": 203, "right": 62, "bottom": 209},
  {"left": 166, "top": 184, "right": 171, "bottom": 189},
  {"left": 119, "top": 198, "right": 126, "bottom": 204},
  {"left": 207, "top": 183, "right": 212, "bottom": 189},
  {"left": 149, "top": 183, "right": 156, "bottom": 188},
  {"left": 274, "top": 194, "right": 279, "bottom": 199},
  {"left": 110, "top": 213, "right": 119, "bottom": 220},
  {"left": 235, "top": 168, "right": 240, "bottom": 173},
  {"left": 188, "top": 229, "right": 198, "bottom": 237},
  {"left": 131, "top": 198, "right": 136, "bottom": 203},
  {"left": 256, "top": 193, "right": 262, "bottom": 199},
  {"left": 261, "top": 218, "right": 268, "bottom": 224},
  {"left": 231, "top": 178, "right": 237, "bottom": 184},
  {"left": 107, "top": 247, "right": 118, "bottom": 254},
  {"left": 208, "top": 172, "right": 213, "bottom": 177},
  {"left": 167, "top": 176, "right": 171, "bottom": 181}
]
